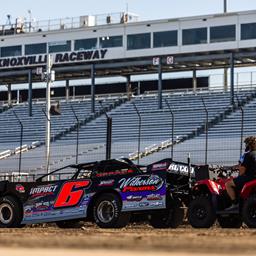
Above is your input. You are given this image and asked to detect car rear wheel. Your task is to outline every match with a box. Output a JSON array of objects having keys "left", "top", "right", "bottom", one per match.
[
  {"left": 0, "top": 196, "right": 23, "bottom": 228},
  {"left": 242, "top": 195, "right": 256, "bottom": 228},
  {"left": 93, "top": 193, "right": 130, "bottom": 228},
  {"left": 188, "top": 195, "right": 216, "bottom": 228},
  {"left": 149, "top": 198, "right": 184, "bottom": 228}
]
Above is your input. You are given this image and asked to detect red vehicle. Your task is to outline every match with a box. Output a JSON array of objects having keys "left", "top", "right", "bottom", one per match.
[{"left": 188, "top": 166, "right": 256, "bottom": 228}]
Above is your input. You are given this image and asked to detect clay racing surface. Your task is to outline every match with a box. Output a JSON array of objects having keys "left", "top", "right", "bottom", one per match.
[{"left": 0, "top": 224, "right": 256, "bottom": 256}]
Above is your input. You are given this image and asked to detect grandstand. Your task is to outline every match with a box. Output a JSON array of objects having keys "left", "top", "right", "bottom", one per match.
[
  {"left": 0, "top": 88, "right": 255, "bottom": 172},
  {"left": 1, "top": 10, "right": 256, "bottom": 173}
]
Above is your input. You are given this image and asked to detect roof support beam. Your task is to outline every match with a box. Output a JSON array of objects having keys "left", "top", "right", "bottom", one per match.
[
  {"left": 230, "top": 53, "right": 235, "bottom": 106},
  {"left": 28, "top": 69, "right": 33, "bottom": 116},
  {"left": 91, "top": 64, "right": 95, "bottom": 114},
  {"left": 158, "top": 58, "right": 163, "bottom": 110}
]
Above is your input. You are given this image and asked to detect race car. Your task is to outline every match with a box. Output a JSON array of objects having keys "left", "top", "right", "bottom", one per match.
[{"left": 0, "top": 158, "right": 196, "bottom": 229}]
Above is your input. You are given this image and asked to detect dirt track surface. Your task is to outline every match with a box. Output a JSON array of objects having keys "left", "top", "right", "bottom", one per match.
[{"left": 1, "top": 224, "right": 256, "bottom": 256}]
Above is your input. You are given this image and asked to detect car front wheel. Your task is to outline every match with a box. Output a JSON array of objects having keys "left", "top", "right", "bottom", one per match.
[{"left": 93, "top": 193, "right": 130, "bottom": 228}]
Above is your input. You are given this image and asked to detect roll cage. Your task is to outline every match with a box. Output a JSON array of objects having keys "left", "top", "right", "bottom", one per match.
[{"left": 36, "top": 158, "right": 144, "bottom": 182}]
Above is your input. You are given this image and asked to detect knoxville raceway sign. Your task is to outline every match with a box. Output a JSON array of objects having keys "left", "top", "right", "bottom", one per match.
[{"left": 0, "top": 49, "right": 108, "bottom": 69}]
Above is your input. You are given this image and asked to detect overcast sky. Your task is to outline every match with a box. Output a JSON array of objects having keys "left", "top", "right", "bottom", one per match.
[{"left": 1, "top": 0, "right": 256, "bottom": 24}]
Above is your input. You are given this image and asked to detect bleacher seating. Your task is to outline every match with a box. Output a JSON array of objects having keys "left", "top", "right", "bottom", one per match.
[
  {"left": 0, "top": 89, "right": 255, "bottom": 173},
  {"left": 39, "top": 90, "right": 251, "bottom": 169},
  {"left": 0, "top": 98, "right": 119, "bottom": 151},
  {"left": 140, "top": 91, "right": 256, "bottom": 165}
]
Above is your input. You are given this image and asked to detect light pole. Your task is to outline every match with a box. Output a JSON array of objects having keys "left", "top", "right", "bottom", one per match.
[
  {"left": 223, "top": 0, "right": 228, "bottom": 91},
  {"left": 224, "top": 0, "right": 227, "bottom": 13},
  {"left": 45, "top": 54, "right": 54, "bottom": 175},
  {"left": 28, "top": 10, "right": 32, "bottom": 32}
]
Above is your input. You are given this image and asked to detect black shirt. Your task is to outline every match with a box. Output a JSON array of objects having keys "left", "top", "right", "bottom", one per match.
[{"left": 241, "top": 150, "right": 256, "bottom": 177}]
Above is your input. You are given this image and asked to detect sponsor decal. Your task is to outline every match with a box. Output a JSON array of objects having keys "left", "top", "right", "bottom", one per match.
[
  {"left": 126, "top": 195, "right": 143, "bottom": 202},
  {"left": 139, "top": 202, "right": 149, "bottom": 207},
  {"left": 119, "top": 175, "right": 164, "bottom": 193},
  {"left": 98, "top": 180, "right": 115, "bottom": 187},
  {"left": 124, "top": 203, "right": 137, "bottom": 209},
  {"left": 149, "top": 201, "right": 164, "bottom": 207},
  {"left": 151, "top": 162, "right": 167, "bottom": 171},
  {"left": 0, "top": 49, "right": 108, "bottom": 69},
  {"left": 16, "top": 184, "right": 25, "bottom": 193},
  {"left": 35, "top": 202, "right": 50, "bottom": 211},
  {"left": 146, "top": 194, "right": 162, "bottom": 201},
  {"left": 24, "top": 207, "right": 32, "bottom": 215},
  {"left": 30, "top": 184, "right": 58, "bottom": 197},
  {"left": 54, "top": 180, "right": 90, "bottom": 208},
  {"left": 168, "top": 163, "right": 195, "bottom": 175},
  {"left": 96, "top": 169, "right": 133, "bottom": 177}
]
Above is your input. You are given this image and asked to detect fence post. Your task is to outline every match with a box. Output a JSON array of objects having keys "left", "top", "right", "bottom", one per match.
[
  {"left": 132, "top": 102, "right": 141, "bottom": 164},
  {"left": 70, "top": 105, "right": 79, "bottom": 164},
  {"left": 201, "top": 97, "right": 208, "bottom": 165},
  {"left": 99, "top": 101, "right": 112, "bottom": 160},
  {"left": 164, "top": 99, "right": 175, "bottom": 160},
  {"left": 13, "top": 110, "right": 23, "bottom": 177},
  {"left": 236, "top": 95, "right": 244, "bottom": 156},
  {"left": 42, "top": 108, "right": 51, "bottom": 174},
  {"left": 106, "top": 117, "right": 112, "bottom": 160}
]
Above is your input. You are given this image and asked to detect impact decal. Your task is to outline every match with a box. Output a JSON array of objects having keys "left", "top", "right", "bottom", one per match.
[
  {"left": 119, "top": 175, "right": 163, "bottom": 192},
  {"left": 30, "top": 184, "right": 58, "bottom": 197}
]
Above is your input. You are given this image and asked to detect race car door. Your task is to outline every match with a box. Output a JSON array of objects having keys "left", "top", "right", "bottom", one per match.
[{"left": 22, "top": 170, "right": 91, "bottom": 224}]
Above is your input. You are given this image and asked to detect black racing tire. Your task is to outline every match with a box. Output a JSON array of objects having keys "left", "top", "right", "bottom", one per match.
[
  {"left": 149, "top": 199, "right": 184, "bottom": 228},
  {"left": 188, "top": 195, "right": 216, "bottom": 228},
  {"left": 0, "top": 195, "right": 23, "bottom": 228},
  {"left": 242, "top": 195, "right": 256, "bottom": 228},
  {"left": 55, "top": 219, "right": 83, "bottom": 229},
  {"left": 217, "top": 216, "right": 242, "bottom": 228},
  {"left": 93, "top": 193, "right": 130, "bottom": 228}
]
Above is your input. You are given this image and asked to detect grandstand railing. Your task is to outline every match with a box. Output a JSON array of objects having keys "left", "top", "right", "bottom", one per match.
[{"left": 0, "top": 12, "right": 139, "bottom": 36}]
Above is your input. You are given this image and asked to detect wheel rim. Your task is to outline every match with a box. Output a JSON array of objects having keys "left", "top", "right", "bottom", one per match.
[
  {"left": 0, "top": 203, "right": 13, "bottom": 224},
  {"left": 194, "top": 206, "right": 207, "bottom": 220},
  {"left": 97, "top": 200, "right": 115, "bottom": 223}
]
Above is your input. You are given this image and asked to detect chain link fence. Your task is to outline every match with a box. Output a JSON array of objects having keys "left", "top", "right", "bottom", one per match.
[{"left": 0, "top": 89, "right": 255, "bottom": 174}]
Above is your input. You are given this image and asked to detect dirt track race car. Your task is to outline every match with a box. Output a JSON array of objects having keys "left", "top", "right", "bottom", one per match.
[{"left": 0, "top": 158, "right": 197, "bottom": 229}]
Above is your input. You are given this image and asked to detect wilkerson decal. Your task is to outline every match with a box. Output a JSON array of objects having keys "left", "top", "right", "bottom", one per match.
[{"left": 0, "top": 49, "right": 108, "bottom": 68}]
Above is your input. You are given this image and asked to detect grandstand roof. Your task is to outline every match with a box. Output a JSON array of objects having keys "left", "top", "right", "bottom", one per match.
[{"left": 0, "top": 9, "right": 256, "bottom": 84}]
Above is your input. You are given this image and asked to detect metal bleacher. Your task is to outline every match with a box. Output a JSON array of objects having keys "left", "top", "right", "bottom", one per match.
[
  {"left": 141, "top": 90, "right": 256, "bottom": 166},
  {"left": 49, "top": 90, "right": 254, "bottom": 168},
  {"left": 0, "top": 89, "right": 255, "bottom": 173},
  {"left": 0, "top": 97, "right": 120, "bottom": 171}
]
